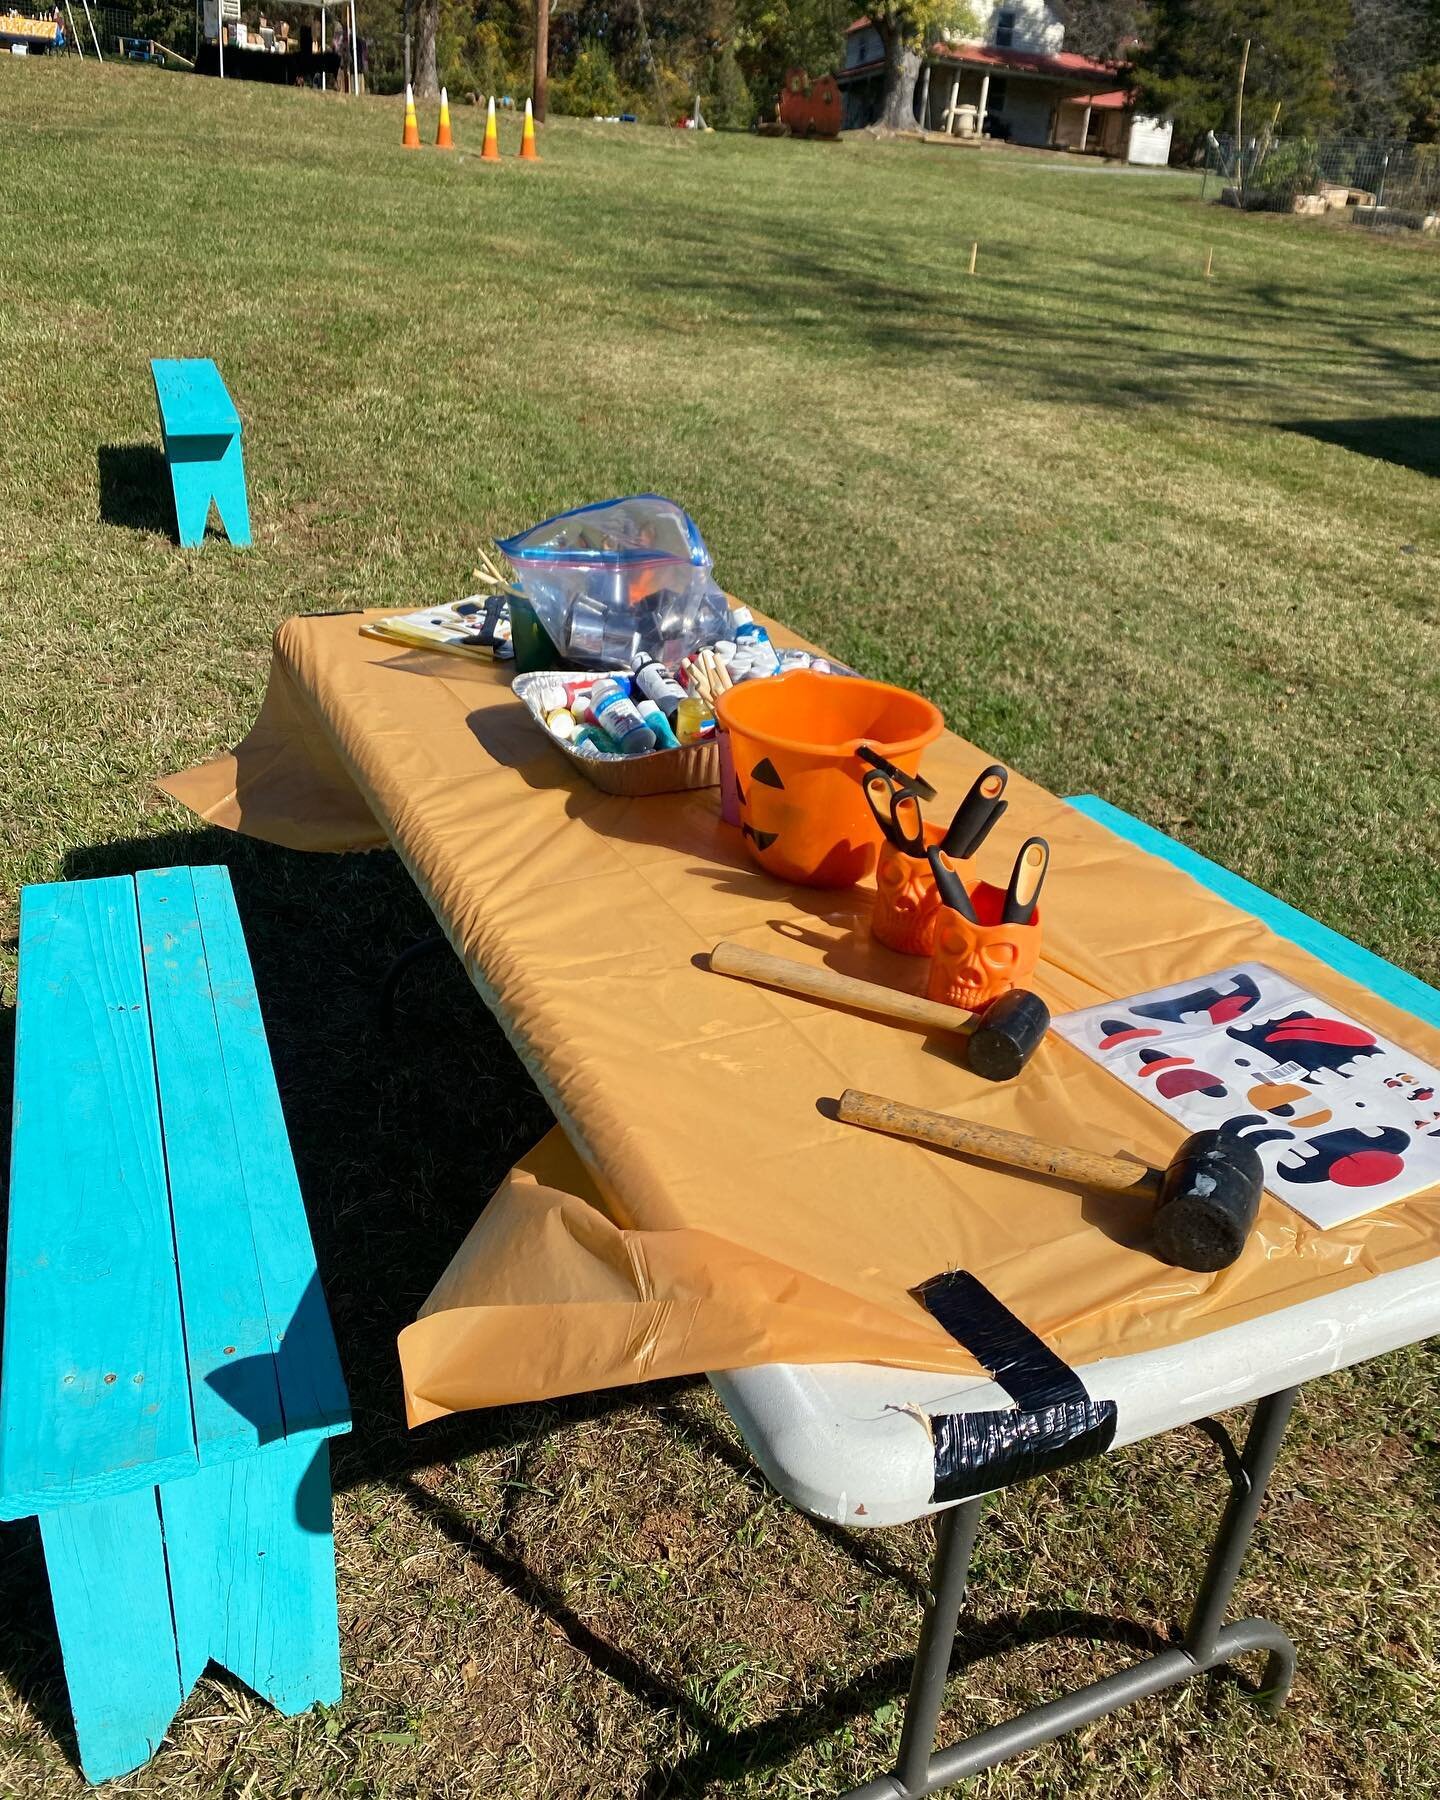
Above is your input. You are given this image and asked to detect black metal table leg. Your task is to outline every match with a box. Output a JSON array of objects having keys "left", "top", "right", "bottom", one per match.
[
  {"left": 840, "top": 1387, "right": 1301, "bottom": 1800},
  {"left": 1185, "top": 1385, "right": 1299, "bottom": 1712},
  {"left": 893, "top": 1500, "right": 984, "bottom": 1798},
  {"left": 376, "top": 933, "right": 449, "bottom": 1028}
]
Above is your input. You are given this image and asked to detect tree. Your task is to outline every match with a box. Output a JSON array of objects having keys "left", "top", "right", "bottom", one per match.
[
  {"left": 1400, "top": 59, "right": 1440, "bottom": 136},
  {"left": 1336, "top": 0, "right": 1431, "bottom": 134},
  {"left": 710, "top": 43, "right": 756, "bottom": 123},
  {"left": 1055, "top": 0, "right": 1145, "bottom": 61},
  {"left": 867, "top": 0, "right": 976, "bottom": 130},
  {"left": 733, "top": 0, "right": 845, "bottom": 109},
  {"left": 415, "top": 0, "right": 440, "bottom": 94},
  {"left": 1133, "top": 0, "right": 1353, "bottom": 153}
]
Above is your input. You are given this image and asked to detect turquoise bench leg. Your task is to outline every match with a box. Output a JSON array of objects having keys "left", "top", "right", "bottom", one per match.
[
  {"left": 209, "top": 431, "right": 252, "bottom": 548},
  {"left": 166, "top": 433, "right": 251, "bottom": 549},
  {"left": 162, "top": 1440, "right": 342, "bottom": 1714},
  {"left": 40, "top": 1487, "right": 187, "bottom": 1783}
]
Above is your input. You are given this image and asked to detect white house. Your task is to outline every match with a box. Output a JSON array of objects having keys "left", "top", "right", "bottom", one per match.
[{"left": 838, "top": 1, "right": 1174, "bottom": 164}]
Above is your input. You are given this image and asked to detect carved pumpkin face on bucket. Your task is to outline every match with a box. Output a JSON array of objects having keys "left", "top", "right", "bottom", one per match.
[
  {"left": 926, "top": 881, "right": 1042, "bottom": 1011},
  {"left": 871, "top": 823, "right": 947, "bottom": 956},
  {"left": 716, "top": 670, "right": 944, "bottom": 890}
]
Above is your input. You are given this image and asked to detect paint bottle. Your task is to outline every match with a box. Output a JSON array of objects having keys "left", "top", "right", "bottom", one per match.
[
  {"left": 675, "top": 696, "right": 714, "bottom": 744},
  {"left": 630, "top": 653, "right": 687, "bottom": 719},
  {"left": 532, "top": 679, "right": 570, "bottom": 715},
  {"left": 734, "top": 622, "right": 781, "bottom": 677},
  {"left": 545, "top": 707, "right": 576, "bottom": 741},
  {"left": 727, "top": 605, "right": 754, "bottom": 633},
  {"left": 636, "top": 697, "right": 680, "bottom": 751},
  {"left": 573, "top": 724, "right": 622, "bottom": 757},
  {"left": 586, "top": 678, "right": 656, "bottom": 754}
]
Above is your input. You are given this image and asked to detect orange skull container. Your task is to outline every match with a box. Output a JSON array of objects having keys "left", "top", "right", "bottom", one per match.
[
  {"left": 926, "top": 880, "right": 1042, "bottom": 1011},
  {"left": 871, "top": 823, "right": 948, "bottom": 956}
]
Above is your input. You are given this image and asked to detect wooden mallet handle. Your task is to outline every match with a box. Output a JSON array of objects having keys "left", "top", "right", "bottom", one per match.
[
  {"left": 836, "top": 1089, "right": 1160, "bottom": 1197},
  {"left": 710, "top": 942, "right": 975, "bottom": 1035}
]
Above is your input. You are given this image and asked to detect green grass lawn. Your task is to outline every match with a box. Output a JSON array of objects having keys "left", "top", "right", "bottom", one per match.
[{"left": 2, "top": 55, "right": 1438, "bottom": 1799}]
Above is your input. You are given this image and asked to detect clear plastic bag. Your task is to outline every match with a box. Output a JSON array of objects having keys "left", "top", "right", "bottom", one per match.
[{"left": 497, "top": 496, "right": 729, "bottom": 669}]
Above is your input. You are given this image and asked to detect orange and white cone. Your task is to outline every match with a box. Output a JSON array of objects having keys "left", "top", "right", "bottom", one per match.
[
  {"left": 481, "top": 94, "right": 501, "bottom": 161},
  {"left": 519, "top": 96, "right": 540, "bottom": 160},
  {"left": 401, "top": 82, "right": 420, "bottom": 149},
  {"left": 436, "top": 86, "right": 453, "bottom": 149}
]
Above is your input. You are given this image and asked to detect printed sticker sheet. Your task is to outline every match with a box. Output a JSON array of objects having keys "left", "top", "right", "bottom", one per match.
[{"left": 1056, "top": 963, "right": 1440, "bottom": 1229}]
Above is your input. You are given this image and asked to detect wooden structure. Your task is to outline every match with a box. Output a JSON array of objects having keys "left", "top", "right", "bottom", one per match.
[
  {"left": 151, "top": 357, "right": 252, "bottom": 548},
  {"left": 778, "top": 67, "right": 842, "bottom": 139},
  {"left": 0, "top": 867, "right": 350, "bottom": 1782}
]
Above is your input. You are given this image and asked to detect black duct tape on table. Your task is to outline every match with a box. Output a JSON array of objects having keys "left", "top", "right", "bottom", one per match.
[{"left": 913, "top": 1270, "right": 1118, "bottom": 1503}]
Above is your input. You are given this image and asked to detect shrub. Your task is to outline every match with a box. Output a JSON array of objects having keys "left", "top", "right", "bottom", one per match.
[{"left": 551, "top": 42, "right": 624, "bottom": 117}]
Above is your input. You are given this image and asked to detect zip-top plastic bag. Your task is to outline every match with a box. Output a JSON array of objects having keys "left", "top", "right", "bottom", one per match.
[{"left": 497, "top": 495, "right": 729, "bottom": 670}]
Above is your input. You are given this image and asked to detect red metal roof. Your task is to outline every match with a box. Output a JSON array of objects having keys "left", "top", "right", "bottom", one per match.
[
  {"left": 929, "top": 41, "right": 1123, "bottom": 81},
  {"left": 844, "top": 18, "right": 1125, "bottom": 86}
]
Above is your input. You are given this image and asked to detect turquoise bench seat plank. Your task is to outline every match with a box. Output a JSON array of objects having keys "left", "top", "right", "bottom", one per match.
[
  {"left": 2, "top": 868, "right": 349, "bottom": 1783},
  {"left": 1, "top": 879, "right": 196, "bottom": 1521},
  {"left": 149, "top": 358, "right": 251, "bottom": 549},
  {"left": 168, "top": 866, "right": 350, "bottom": 1442},
  {"left": 136, "top": 866, "right": 348, "bottom": 1461},
  {"left": 1065, "top": 796, "right": 1440, "bottom": 1033},
  {"left": 150, "top": 358, "right": 241, "bottom": 437}
]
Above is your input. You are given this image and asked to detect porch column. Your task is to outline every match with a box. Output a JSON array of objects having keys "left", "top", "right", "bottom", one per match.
[
  {"left": 1079, "top": 102, "right": 1091, "bottom": 150},
  {"left": 977, "top": 70, "right": 990, "bottom": 131},
  {"left": 943, "top": 75, "right": 960, "bottom": 132}
]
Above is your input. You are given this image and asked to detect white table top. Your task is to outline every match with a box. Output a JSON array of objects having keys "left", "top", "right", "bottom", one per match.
[{"left": 711, "top": 1252, "right": 1440, "bottom": 1528}]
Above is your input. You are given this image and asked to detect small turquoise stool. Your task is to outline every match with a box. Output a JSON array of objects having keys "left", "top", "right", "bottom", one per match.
[{"left": 150, "top": 358, "right": 252, "bottom": 548}]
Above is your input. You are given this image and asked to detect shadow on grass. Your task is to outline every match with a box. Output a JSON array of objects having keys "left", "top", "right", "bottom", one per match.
[
  {"left": 1278, "top": 415, "right": 1440, "bottom": 478},
  {"left": 3, "top": 831, "right": 1251, "bottom": 1790},
  {"left": 97, "top": 443, "right": 173, "bottom": 537},
  {"left": 642, "top": 212, "right": 1433, "bottom": 418}
]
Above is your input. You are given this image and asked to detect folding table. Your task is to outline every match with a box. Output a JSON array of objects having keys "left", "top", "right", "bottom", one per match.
[
  {"left": 160, "top": 610, "right": 1440, "bottom": 1797},
  {"left": 716, "top": 798, "right": 1440, "bottom": 1796}
]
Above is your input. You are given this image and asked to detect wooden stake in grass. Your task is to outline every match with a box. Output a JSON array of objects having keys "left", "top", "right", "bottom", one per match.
[
  {"left": 1204, "top": 245, "right": 1214, "bottom": 279},
  {"left": 968, "top": 240, "right": 978, "bottom": 276}
]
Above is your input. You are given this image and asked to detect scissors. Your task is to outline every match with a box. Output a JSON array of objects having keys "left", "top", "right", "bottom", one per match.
[
  {"left": 857, "top": 746, "right": 936, "bottom": 856},
  {"left": 939, "top": 764, "right": 1009, "bottom": 860}
]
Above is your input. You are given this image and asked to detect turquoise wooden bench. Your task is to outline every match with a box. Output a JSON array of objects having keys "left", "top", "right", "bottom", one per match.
[
  {"left": 150, "top": 358, "right": 252, "bottom": 548},
  {"left": 1, "top": 867, "right": 349, "bottom": 1783}
]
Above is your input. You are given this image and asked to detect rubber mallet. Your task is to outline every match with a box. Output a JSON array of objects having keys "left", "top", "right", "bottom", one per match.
[
  {"left": 836, "top": 1091, "right": 1264, "bottom": 1272},
  {"left": 708, "top": 942, "right": 1050, "bottom": 1081}
]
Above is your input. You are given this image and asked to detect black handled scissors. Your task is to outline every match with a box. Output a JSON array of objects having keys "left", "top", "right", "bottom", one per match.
[{"left": 857, "top": 746, "right": 936, "bottom": 857}]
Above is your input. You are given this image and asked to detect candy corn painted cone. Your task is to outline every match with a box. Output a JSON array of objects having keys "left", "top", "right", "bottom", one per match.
[
  {"left": 401, "top": 83, "right": 420, "bottom": 149},
  {"left": 436, "top": 86, "right": 453, "bottom": 149},
  {"left": 481, "top": 95, "right": 501, "bottom": 161},
  {"left": 519, "top": 96, "right": 540, "bottom": 160}
]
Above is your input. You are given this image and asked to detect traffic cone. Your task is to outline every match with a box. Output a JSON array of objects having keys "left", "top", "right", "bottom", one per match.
[
  {"left": 519, "top": 96, "right": 540, "bottom": 160},
  {"left": 401, "top": 83, "right": 420, "bottom": 149},
  {"left": 481, "top": 94, "right": 501, "bottom": 161},
  {"left": 436, "top": 86, "right": 453, "bottom": 149}
]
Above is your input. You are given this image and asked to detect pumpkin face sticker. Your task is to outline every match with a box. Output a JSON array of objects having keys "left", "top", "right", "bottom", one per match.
[{"left": 926, "top": 881, "right": 1041, "bottom": 1012}]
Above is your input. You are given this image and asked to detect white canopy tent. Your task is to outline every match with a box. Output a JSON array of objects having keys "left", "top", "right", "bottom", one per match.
[{"left": 200, "top": 0, "right": 356, "bottom": 91}]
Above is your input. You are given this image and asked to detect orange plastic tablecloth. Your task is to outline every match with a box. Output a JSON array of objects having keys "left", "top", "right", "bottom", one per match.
[{"left": 161, "top": 612, "right": 1440, "bottom": 1423}]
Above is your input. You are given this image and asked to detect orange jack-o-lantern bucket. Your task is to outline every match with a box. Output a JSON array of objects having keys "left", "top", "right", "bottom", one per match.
[
  {"left": 715, "top": 671, "right": 944, "bottom": 889},
  {"left": 872, "top": 822, "right": 948, "bottom": 955},
  {"left": 927, "top": 881, "right": 1042, "bottom": 1011}
]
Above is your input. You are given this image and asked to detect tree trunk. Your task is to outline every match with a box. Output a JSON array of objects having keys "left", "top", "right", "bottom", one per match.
[
  {"left": 879, "top": 43, "right": 921, "bottom": 130},
  {"left": 415, "top": 0, "right": 438, "bottom": 98},
  {"left": 533, "top": 0, "right": 549, "bottom": 121}
]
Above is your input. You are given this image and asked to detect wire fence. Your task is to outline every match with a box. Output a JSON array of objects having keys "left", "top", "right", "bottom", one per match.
[{"left": 1202, "top": 134, "right": 1440, "bottom": 233}]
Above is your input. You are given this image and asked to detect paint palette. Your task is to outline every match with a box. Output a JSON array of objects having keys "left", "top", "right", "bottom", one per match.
[{"left": 1056, "top": 963, "right": 1440, "bottom": 1230}]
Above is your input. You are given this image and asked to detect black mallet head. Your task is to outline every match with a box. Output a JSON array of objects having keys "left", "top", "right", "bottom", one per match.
[
  {"left": 1152, "top": 1130, "right": 1264, "bottom": 1272},
  {"left": 967, "top": 988, "right": 1051, "bottom": 1083}
]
